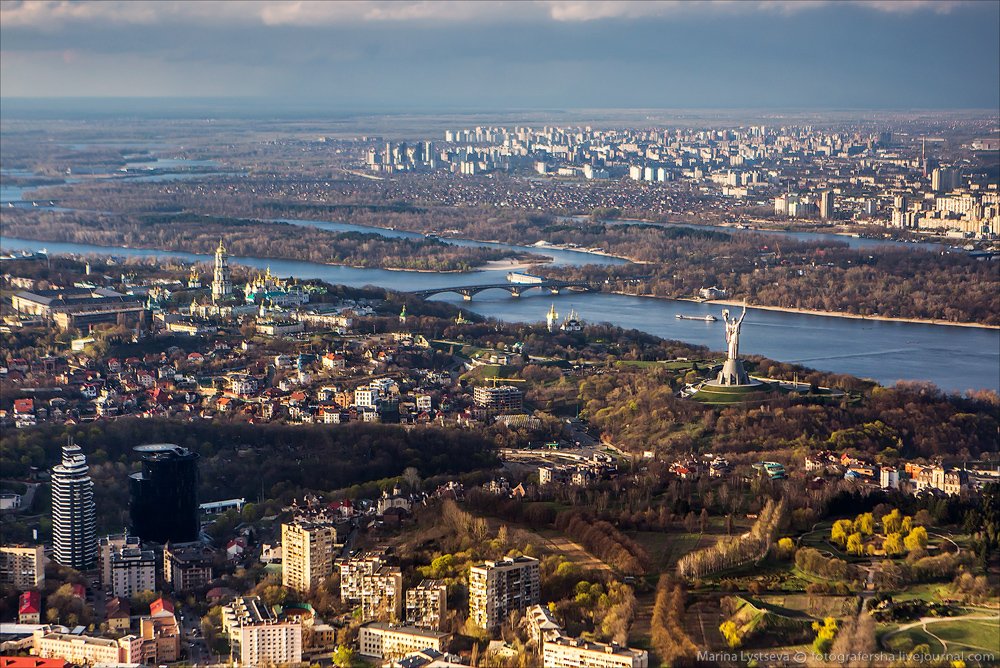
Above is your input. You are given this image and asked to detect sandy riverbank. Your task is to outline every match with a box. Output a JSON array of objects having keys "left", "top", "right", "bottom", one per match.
[
  {"left": 478, "top": 258, "right": 548, "bottom": 272},
  {"left": 531, "top": 242, "right": 634, "bottom": 262}
]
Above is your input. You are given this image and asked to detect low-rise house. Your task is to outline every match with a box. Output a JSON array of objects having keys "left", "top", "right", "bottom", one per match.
[
  {"left": 18, "top": 591, "right": 41, "bottom": 624},
  {"left": 106, "top": 597, "right": 131, "bottom": 633}
]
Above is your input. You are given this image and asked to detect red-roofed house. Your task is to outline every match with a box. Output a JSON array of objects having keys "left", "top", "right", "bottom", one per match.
[
  {"left": 226, "top": 537, "right": 247, "bottom": 560},
  {"left": 322, "top": 353, "right": 345, "bottom": 370},
  {"left": 148, "top": 387, "right": 171, "bottom": 405},
  {"left": 18, "top": 590, "right": 41, "bottom": 623},
  {"left": 13, "top": 398, "right": 34, "bottom": 415},
  {"left": 150, "top": 597, "right": 175, "bottom": 617}
]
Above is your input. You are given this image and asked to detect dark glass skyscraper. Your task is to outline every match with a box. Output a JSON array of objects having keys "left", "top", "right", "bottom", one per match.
[{"left": 129, "top": 444, "right": 200, "bottom": 544}]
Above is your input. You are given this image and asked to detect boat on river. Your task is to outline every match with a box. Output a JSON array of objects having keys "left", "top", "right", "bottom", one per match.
[{"left": 676, "top": 314, "right": 718, "bottom": 322}]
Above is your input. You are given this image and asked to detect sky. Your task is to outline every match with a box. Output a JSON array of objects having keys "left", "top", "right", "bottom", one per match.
[{"left": 1, "top": 0, "right": 998, "bottom": 111}]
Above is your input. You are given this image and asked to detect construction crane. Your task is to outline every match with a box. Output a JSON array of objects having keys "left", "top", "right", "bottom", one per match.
[{"left": 486, "top": 377, "right": 526, "bottom": 387}]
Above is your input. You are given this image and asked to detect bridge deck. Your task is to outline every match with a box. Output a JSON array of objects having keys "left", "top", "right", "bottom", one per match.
[{"left": 409, "top": 280, "right": 593, "bottom": 299}]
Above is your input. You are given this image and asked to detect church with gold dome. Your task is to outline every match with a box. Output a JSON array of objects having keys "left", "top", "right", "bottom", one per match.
[{"left": 243, "top": 266, "right": 309, "bottom": 307}]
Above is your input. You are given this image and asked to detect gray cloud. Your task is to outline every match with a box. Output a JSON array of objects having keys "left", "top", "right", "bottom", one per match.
[
  {"left": 0, "top": 0, "right": 995, "bottom": 109},
  {"left": 0, "top": 0, "right": 971, "bottom": 28}
]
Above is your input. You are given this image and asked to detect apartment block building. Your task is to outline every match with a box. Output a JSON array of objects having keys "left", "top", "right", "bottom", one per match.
[
  {"left": 222, "top": 596, "right": 302, "bottom": 667},
  {"left": 469, "top": 556, "right": 540, "bottom": 630},
  {"left": 473, "top": 385, "right": 524, "bottom": 412},
  {"left": 110, "top": 546, "right": 157, "bottom": 598},
  {"left": 543, "top": 636, "right": 649, "bottom": 668},
  {"left": 340, "top": 552, "right": 386, "bottom": 600},
  {"left": 163, "top": 542, "right": 214, "bottom": 592},
  {"left": 405, "top": 579, "right": 448, "bottom": 630},
  {"left": 0, "top": 544, "right": 45, "bottom": 589},
  {"left": 340, "top": 553, "right": 403, "bottom": 621},
  {"left": 137, "top": 597, "right": 182, "bottom": 664},
  {"left": 358, "top": 622, "right": 449, "bottom": 660},
  {"left": 281, "top": 519, "right": 339, "bottom": 593},
  {"left": 99, "top": 534, "right": 140, "bottom": 586},
  {"left": 33, "top": 630, "right": 142, "bottom": 665}
]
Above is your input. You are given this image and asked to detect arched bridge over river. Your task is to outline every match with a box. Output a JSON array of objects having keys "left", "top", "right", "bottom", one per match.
[{"left": 409, "top": 280, "right": 595, "bottom": 301}]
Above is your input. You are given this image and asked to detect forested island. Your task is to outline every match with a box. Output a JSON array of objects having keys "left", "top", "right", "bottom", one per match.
[{"left": 1, "top": 209, "right": 531, "bottom": 273}]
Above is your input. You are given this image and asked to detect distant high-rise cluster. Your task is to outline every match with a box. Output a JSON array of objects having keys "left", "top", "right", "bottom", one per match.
[
  {"left": 355, "top": 122, "right": 998, "bottom": 238},
  {"left": 365, "top": 140, "right": 437, "bottom": 173}
]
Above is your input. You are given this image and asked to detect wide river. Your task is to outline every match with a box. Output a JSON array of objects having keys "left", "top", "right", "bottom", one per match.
[
  {"left": 2, "top": 160, "right": 997, "bottom": 392},
  {"left": 2, "top": 228, "right": 997, "bottom": 393}
]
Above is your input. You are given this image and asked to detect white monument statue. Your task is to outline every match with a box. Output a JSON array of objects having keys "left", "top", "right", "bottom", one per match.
[
  {"left": 723, "top": 306, "right": 746, "bottom": 360},
  {"left": 715, "top": 304, "right": 754, "bottom": 386}
]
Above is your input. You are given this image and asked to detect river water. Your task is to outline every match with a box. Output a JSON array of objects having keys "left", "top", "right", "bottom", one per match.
[
  {"left": 2, "top": 162, "right": 996, "bottom": 392},
  {"left": 2, "top": 234, "right": 996, "bottom": 393}
]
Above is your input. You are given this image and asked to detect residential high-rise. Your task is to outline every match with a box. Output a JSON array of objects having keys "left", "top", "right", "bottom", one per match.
[
  {"left": 340, "top": 553, "right": 403, "bottom": 622},
  {"left": 110, "top": 546, "right": 157, "bottom": 598},
  {"left": 473, "top": 385, "right": 524, "bottom": 412},
  {"left": 405, "top": 579, "right": 448, "bottom": 630},
  {"left": 52, "top": 443, "right": 97, "bottom": 568},
  {"left": 0, "top": 544, "right": 45, "bottom": 589},
  {"left": 469, "top": 556, "right": 540, "bottom": 630},
  {"left": 162, "top": 542, "right": 214, "bottom": 593},
  {"left": 820, "top": 191, "right": 834, "bottom": 220},
  {"left": 129, "top": 444, "right": 199, "bottom": 544},
  {"left": 211, "top": 239, "right": 233, "bottom": 303},
  {"left": 281, "top": 519, "right": 338, "bottom": 593},
  {"left": 99, "top": 533, "right": 140, "bottom": 585},
  {"left": 932, "top": 167, "right": 961, "bottom": 193}
]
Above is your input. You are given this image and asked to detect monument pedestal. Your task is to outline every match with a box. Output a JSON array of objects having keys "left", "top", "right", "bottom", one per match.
[{"left": 714, "top": 358, "right": 752, "bottom": 387}]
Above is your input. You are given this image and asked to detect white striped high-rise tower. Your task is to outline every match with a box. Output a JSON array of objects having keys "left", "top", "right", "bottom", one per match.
[{"left": 51, "top": 443, "right": 97, "bottom": 569}]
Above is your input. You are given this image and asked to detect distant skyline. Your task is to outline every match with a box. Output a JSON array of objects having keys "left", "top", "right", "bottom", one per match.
[{"left": 1, "top": 0, "right": 998, "bottom": 111}]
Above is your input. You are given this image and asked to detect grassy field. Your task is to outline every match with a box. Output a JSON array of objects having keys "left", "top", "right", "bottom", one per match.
[
  {"left": 883, "top": 626, "right": 946, "bottom": 654},
  {"left": 759, "top": 594, "right": 856, "bottom": 618},
  {"left": 881, "top": 616, "right": 1000, "bottom": 660},
  {"left": 929, "top": 618, "right": 1000, "bottom": 653},
  {"left": 892, "top": 583, "right": 949, "bottom": 603},
  {"left": 629, "top": 531, "right": 715, "bottom": 570},
  {"left": 531, "top": 528, "right": 612, "bottom": 572},
  {"left": 692, "top": 382, "right": 782, "bottom": 405}
]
